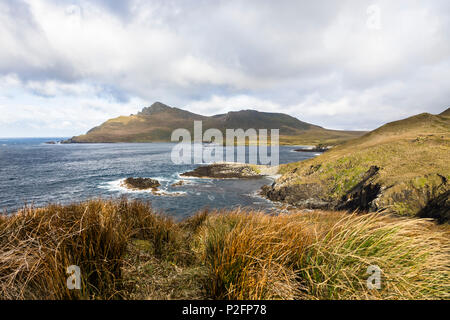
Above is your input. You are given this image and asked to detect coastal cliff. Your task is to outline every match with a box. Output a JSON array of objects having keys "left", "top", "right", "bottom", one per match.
[{"left": 261, "top": 109, "right": 450, "bottom": 222}]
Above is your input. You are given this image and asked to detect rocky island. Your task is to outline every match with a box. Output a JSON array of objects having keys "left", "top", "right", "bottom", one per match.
[
  {"left": 121, "top": 177, "right": 161, "bottom": 191},
  {"left": 294, "top": 144, "right": 331, "bottom": 153},
  {"left": 181, "top": 162, "right": 279, "bottom": 179}
]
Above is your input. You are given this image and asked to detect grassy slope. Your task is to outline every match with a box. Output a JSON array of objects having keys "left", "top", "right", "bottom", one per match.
[
  {"left": 1, "top": 200, "right": 448, "bottom": 300},
  {"left": 69, "top": 102, "right": 365, "bottom": 145},
  {"left": 276, "top": 110, "right": 450, "bottom": 218}
]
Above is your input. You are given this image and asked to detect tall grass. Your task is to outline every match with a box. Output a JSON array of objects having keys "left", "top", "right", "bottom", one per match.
[
  {"left": 0, "top": 199, "right": 178, "bottom": 299},
  {"left": 0, "top": 200, "right": 448, "bottom": 300},
  {"left": 195, "top": 209, "right": 450, "bottom": 300}
]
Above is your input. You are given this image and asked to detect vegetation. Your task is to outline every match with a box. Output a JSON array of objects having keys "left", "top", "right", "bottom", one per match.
[
  {"left": 266, "top": 110, "right": 450, "bottom": 221},
  {"left": 1, "top": 199, "right": 448, "bottom": 300},
  {"left": 0, "top": 199, "right": 181, "bottom": 299}
]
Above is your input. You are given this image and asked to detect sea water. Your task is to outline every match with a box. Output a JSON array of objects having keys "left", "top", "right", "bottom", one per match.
[{"left": 0, "top": 138, "right": 318, "bottom": 219}]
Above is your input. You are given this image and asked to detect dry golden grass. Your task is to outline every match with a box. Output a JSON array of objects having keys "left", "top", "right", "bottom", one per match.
[
  {"left": 195, "top": 209, "right": 450, "bottom": 300},
  {"left": 0, "top": 199, "right": 179, "bottom": 299},
  {"left": 0, "top": 200, "right": 448, "bottom": 300}
]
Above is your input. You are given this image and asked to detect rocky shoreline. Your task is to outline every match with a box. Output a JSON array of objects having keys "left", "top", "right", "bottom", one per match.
[{"left": 260, "top": 165, "right": 382, "bottom": 211}]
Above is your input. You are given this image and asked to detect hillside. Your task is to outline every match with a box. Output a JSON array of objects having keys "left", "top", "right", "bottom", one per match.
[
  {"left": 66, "top": 102, "right": 365, "bottom": 145},
  {"left": 262, "top": 108, "right": 450, "bottom": 222}
]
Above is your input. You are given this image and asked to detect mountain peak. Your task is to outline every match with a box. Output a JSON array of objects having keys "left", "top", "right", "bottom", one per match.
[
  {"left": 151, "top": 101, "right": 171, "bottom": 109},
  {"left": 139, "top": 102, "right": 172, "bottom": 115}
]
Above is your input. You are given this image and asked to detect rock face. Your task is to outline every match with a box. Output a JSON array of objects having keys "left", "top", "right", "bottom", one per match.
[
  {"left": 138, "top": 102, "right": 174, "bottom": 116},
  {"left": 122, "top": 177, "right": 160, "bottom": 190},
  {"left": 336, "top": 166, "right": 381, "bottom": 211},
  {"left": 418, "top": 190, "right": 450, "bottom": 223}
]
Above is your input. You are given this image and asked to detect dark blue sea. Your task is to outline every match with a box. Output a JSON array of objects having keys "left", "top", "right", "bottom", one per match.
[{"left": 0, "top": 138, "right": 319, "bottom": 219}]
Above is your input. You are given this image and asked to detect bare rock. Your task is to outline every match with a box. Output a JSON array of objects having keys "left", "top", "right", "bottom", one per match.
[{"left": 122, "top": 177, "right": 160, "bottom": 190}]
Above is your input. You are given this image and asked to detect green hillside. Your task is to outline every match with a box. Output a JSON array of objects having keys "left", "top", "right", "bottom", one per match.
[
  {"left": 262, "top": 108, "right": 450, "bottom": 222},
  {"left": 66, "top": 102, "right": 365, "bottom": 145}
]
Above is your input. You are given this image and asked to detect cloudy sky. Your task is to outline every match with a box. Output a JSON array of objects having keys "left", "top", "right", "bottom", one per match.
[{"left": 0, "top": 0, "right": 449, "bottom": 137}]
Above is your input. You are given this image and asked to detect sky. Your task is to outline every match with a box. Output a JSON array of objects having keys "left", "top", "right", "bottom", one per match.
[{"left": 0, "top": 0, "right": 449, "bottom": 137}]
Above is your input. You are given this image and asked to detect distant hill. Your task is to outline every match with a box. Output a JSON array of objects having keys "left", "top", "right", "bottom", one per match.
[
  {"left": 66, "top": 102, "right": 365, "bottom": 145},
  {"left": 262, "top": 108, "right": 450, "bottom": 222}
]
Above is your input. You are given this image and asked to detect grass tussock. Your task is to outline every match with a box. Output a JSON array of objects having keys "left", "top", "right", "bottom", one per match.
[
  {"left": 0, "top": 200, "right": 448, "bottom": 300},
  {"left": 195, "top": 209, "right": 450, "bottom": 300},
  {"left": 0, "top": 199, "right": 181, "bottom": 299}
]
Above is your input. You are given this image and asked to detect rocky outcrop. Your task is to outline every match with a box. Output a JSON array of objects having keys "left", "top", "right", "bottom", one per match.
[
  {"left": 261, "top": 166, "right": 382, "bottom": 212},
  {"left": 181, "top": 163, "right": 278, "bottom": 179},
  {"left": 122, "top": 177, "right": 160, "bottom": 190},
  {"left": 261, "top": 183, "right": 331, "bottom": 209},
  {"left": 261, "top": 165, "right": 450, "bottom": 223}
]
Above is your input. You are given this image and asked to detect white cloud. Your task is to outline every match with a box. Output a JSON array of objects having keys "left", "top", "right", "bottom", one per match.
[{"left": 0, "top": 0, "right": 449, "bottom": 136}]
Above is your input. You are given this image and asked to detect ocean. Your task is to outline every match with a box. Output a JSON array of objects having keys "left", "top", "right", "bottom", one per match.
[{"left": 0, "top": 138, "right": 318, "bottom": 219}]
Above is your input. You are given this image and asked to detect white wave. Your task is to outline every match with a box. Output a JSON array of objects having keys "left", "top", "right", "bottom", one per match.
[
  {"left": 98, "top": 178, "right": 152, "bottom": 194},
  {"left": 175, "top": 172, "right": 203, "bottom": 181},
  {"left": 266, "top": 174, "right": 281, "bottom": 181},
  {"left": 146, "top": 176, "right": 172, "bottom": 182},
  {"left": 153, "top": 189, "right": 187, "bottom": 197},
  {"left": 246, "top": 190, "right": 273, "bottom": 203}
]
